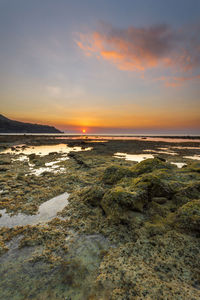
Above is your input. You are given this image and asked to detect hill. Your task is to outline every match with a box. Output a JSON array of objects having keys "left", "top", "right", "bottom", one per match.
[{"left": 0, "top": 114, "right": 62, "bottom": 133}]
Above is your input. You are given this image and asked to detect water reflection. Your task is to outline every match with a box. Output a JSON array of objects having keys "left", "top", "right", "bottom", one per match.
[
  {"left": 183, "top": 155, "right": 200, "bottom": 161},
  {"left": 144, "top": 149, "right": 178, "bottom": 155},
  {"left": 171, "top": 162, "right": 187, "bottom": 168},
  {"left": 114, "top": 152, "right": 154, "bottom": 162},
  {"left": 3, "top": 143, "right": 92, "bottom": 155},
  {"left": 0, "top": 192, "right": 69, "bottom": 228},
  {"left": 114, "top": 152, "right": 188, "bottom": 168},
  {"left": 54, "top": 136, "right": 200, "bottom": 143}
]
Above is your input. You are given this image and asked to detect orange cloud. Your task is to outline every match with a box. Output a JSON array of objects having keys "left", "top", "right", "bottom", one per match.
[
  {"left": 159, "top": 74, "right": 200, "bottom": 87},
  {"left": 76, "top": 23, "right": 200, "bottom": 84},
  {"left": 76, "top": 24, "right": 172, "bottom": 71}
]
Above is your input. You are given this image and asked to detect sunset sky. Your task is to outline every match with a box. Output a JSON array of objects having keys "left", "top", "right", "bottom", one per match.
[{"left": 0, "top": 0, "right": 200, "bottom": 134}]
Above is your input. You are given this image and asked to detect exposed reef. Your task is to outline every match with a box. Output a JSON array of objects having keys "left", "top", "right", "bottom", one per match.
[{"left": 0, "top": 137, "right": 200, "bottom": 299}]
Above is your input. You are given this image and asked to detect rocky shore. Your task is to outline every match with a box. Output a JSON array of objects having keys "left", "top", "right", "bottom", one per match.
[{"left": 0, "top": 135, "right": 199, "bottom": 299}]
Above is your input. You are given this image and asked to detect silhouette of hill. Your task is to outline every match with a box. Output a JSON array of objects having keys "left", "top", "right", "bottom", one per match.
[{"left": 0, "top": 114, "right": 62, "bottom": 133}]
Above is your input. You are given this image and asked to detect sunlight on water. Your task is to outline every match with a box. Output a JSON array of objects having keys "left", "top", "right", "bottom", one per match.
[
  {"left": 0, "top": 192, "right": 69, "bottom": 228},
  {"left": 171, "top": 162, "right": 187, "bottom": 168},
  {"left": 114, "top": 152, "right": 154, "bottom": 162},
  {"left": 183, "top": 155, "right": 200, "bottom": 161},
  {"left": 171, "top": 146, "right": 200, "bottom": 150},
  {"left": 114, "top": 152, "right": 188, "bottom": 168},
  {"left": 2, "top": 144, "right": 92, "bottom": 156},
  {"left": 144, "top": 149, "right": 178, "bottom": 155},
  {"left": 54, "top": 135, "right": 200, "bottom": 143}
]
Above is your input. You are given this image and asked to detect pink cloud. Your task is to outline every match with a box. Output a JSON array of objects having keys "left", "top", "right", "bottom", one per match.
[
  {"left": 76, "top": 23, "right": 200, "bottom": 84},
  {"left": 159, "top": 74, "right": 200, "bottom": 87}
]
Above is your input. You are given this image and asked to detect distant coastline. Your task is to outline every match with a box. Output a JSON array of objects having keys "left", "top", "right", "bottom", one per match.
[{"left": 0, "top": 114, "right": 62, "bottom": 134}]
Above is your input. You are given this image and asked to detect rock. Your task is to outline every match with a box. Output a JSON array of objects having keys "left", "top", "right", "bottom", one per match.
[
  {"left": 132, "top": 158, "right": 173, "bottom": 176},
  {"left": 152, "top": 197, "right": 168, "bottom": 204},
  {"left": 173, "top": 182, "right": 200, "bottom": 206},
  {"left": 148, "top": 201, "right": 170, "bottom": 217},
  {"left": 101, "top": 186, "right": 147, "bottom": 221},
  {"left": 29, "top": 153, "right": 36, "bottom": 160},
  {"left": 0, "top": 166, "right": 9, "bottom": 172},
  {"left": 0, "top": 158, "right": 11, "bottom": 165},
  {"left": 175, "top": 199, "right": 200, "bottom": 232},
  {"left": 79, "top": 185, "right": 105, "bottom": 206},
  {"left": 102, "top": 165, "right": 133, "bottom": 185},
  {"left": 184, "top": 162, "right": 200, "bottom": 173},
  {"left": 68, "top": 153, "right": 89, "bottom": 168},
  {"left": 1, "top": 190, "right": 9, "bottom": 195},
  {"left": 156, "top": 156, "right": 166, "bottom": 162},
  {"left": 133, "top": 172, "right": 176, "bottom": 199}
]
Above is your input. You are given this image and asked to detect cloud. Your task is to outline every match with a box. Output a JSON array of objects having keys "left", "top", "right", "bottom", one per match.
[
  {"left": 76, "top": 23, "right": 200, "bottom": 84},
  {"left": 159, "top": 74, "right": 200, "bottom": 87}
]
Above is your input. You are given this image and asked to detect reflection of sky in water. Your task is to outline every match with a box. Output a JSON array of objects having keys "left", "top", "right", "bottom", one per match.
[
  {"left": 171, "top": 146, "right": 200, "bottom": 150},
  {"left": 0, "top": 192, "right": 69, "bottom": 228},
  {"left": 171, "top": 162, "right": 187, "bottom": 168},
  {"left": 4, "top": 144, "right": 92, "bottom": 176},
  {"left": 144, "top": 149, "right": 177, "bottom": 155},
  {"left": 28, "top": 156, "right": 69, "bottom": 176},
  {"left": 114, "top": 152, "right": 189, "bottom": 168},
  {"left": 184, "top": 155, "right": 200, "bottom": 161},
  {"left": 3, "top": 144, "right": 92, "bottom": 156},
  {"left": 114, "top": 152, "right": 154, "bottom": 162},
  {"left": 28, "top": 166, "right": 66, "bottom": 176},
  {"left": 54, "top": 136, "right": 200, "bottom": 143}
]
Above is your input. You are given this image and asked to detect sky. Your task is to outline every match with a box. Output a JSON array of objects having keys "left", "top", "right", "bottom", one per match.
[{"left": 0, "top": 0, "right": 200, "bottom": 134}]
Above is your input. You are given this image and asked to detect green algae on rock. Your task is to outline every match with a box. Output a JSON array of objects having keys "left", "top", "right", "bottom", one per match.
[
  {"left": 79, "top": 185, "right": 105, "bottom": 207},
  {"left": 102, "top": 165, "right": 134, "bottom": 185},
  {"left": 175, "top": 199, "right": 200, "bottom": 232},
  {"left": 0, "top": 138, "right": 200, "bottom": 299}
]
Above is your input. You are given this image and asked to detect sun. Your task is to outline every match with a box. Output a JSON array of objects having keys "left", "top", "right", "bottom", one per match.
[{"left": 82, "top": 129, "right": 86, "bottom": 133}]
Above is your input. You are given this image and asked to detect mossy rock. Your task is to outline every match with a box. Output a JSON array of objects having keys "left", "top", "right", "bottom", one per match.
[
  {"left": 173, "top": 182, "right": 200, "bottom": 206},
  {"left": 184, "top": 162, "right": 200, "bottom": 173},
  {"left": 133, "top": 171, "right": 177, "bottom": 199},
  {"left": 175, "top": 199, "right": 200, "bottom": 232},
  {"left": 0, "top": 158, "right": 11, "bottom": 165},
  {"left": 101, "top": 186, "right": 148, "bottom": 221},
  {"left": 102, "top": 165, "right": 133, "bottom": 185},
  {"left": 147, "top": 201, "right": 170, "bottom": 218},
  {"left": 152, "top": 197, "right": 168, "bottom": 204},
  {"left": 0, "top": 237, "right": 8, "bottom": 255},
  {"left": 79, "top": 185, "right": 105, "bottom": 206},
  {"left": 131, "top": 158, "right": 173, "bottom": 176},
  {"left": 0, "top": 165, "right": 9, "bottom": 172},
  {"left": 29, "top": 153, "right": 36, "bottom": 160},
  {"left": 144, "top": 221, "right": 166, "bottom": 237},
  {"left": 32, "top": 159, "right": 44, "bottom": 166}
]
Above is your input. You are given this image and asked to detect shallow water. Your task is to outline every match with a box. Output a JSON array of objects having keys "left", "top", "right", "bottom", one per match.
[
  {"left": 28, "top": 156, "right": 68, "bottom": 176},
  {"left": 171, "top": 162, "right": 187, "bottom": 168},
  {"left": 114, "top": 152, "right": 154, "bottom": 162},
  {"left": 0, "top": 233, "right": 111, "bottom": 300},
  {"left": 28, "top": 166, "right": 66, "bottom": 176},
  {"left": 2, "top": 143, "right": 92, "bottom": 156},
  {"left": 171, "top": 146, "right": 200, "bottom": 150},
  {"left": 183, "top": 155, "right": 200, "bottom": 161},
  {"left": 54, "top": 135, "right": 200, "bottom": 143},
  {"left": 144, "top": 149, "right": 178, "bottom": 155},
  {"left": 114, "top": 152, "right": 189, "bottom": 168},
  {"left": 4, "top": 144, "right": 92, "bottom": 176},
  {"left": 0, "top": 192, "right": 69, "bottom": 228}
]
